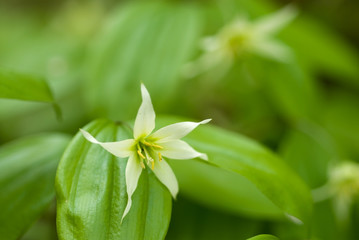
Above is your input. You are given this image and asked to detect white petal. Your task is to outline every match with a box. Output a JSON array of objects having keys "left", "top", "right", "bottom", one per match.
[
  {"left": 250, "top": 40, "right": 292, "bottom": 62},
  {"left": 201, "top": 36, "right": 219, "bottom": 52},
  {"left": 80, "top": 129, "right": 133, "bottom": 158},
  {"left": 253, "top": 5, "right": 298, "bottom": 36},
  {"left": 151, "top": 119, "right": 211, "bottom": 143},
  {"left": 134, "top": 84, "right": 156, "bottom": 139},
  {"left": 160, "top": 140, "right": 208, "bottom": 161},
  {"left": 122, "top": 154, "right": 143, "bottom": 222},
  {"left": 181, "top": 51, "right": 232, "bottom": 79},
  {"left": 152, "top": 159, "right": 178, "bottom": 199}
]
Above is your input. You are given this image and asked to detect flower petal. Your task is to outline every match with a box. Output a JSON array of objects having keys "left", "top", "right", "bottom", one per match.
[
  {"left": 151, "top": 119, "right": 211, "bottom": 143},
  {"left": 250, "top": 39, "right": 292, "bottom": 62},
  {"left": 122, "top": 154, "right": 143, "bottom": 222},
  {"left": 152, "top": 159, "right": 178, "bottom": 199},
  {"left": 253, "top": 5, "right": 297, "bottom": 36},
  {"left": 80, "top": 129, "right": 134, "bottom": 158},
  {"left": 134, "top": 84, "right": 156, "bottom": 139},
  {"left": 160, "top": 140, "right": 208, "bottom": 160}
]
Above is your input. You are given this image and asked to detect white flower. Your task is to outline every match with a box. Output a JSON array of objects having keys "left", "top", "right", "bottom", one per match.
[
  {"left": 183, "top": 5, "right": 297, "bottom": 78},
  {"left": 80, "top": 84, "right": 211, "bottom": 221},
  {"left": 329, "top": 161, "right": 359, "bottom": 222},
  {"left": 312, "top": 161, "right": 359, "bottom": 222}
]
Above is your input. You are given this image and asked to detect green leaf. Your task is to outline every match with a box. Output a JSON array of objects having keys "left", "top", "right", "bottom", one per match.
[
  {"left": 242, "top": 58, "right": 320, "bottom": 122},
  {"left": 279, "top": 123, "right": 338, "bottom": 188},
  {"left": 320, "top": 91, "right": 359, "bottom": 158},
  {"left": 157, "top": 116, "right": 313, "bottom": 225},
  {"left": 280, "top": 17, "right": 359, "bottom": 85},
  {"left": 56, "top": 119, "right": 172, "bottom": 240},
  {"left": 0, "top": 70, "right": 61, "bottom": 119},
  {"left": 247, "top": 234, "right": 279, "bottom": 240},
  {"left": 85, "top": 1, "right": 202, "bottom": 120},
  {"left": 168, "top": 157, "right": 283, "bottom": 219},
  {"left": 0, "top": 70, "right": 54, "bottom": 103},
  {"left": 0, "top": 133, "right": 70, "bottom": 240},
  {"left": 167, "top": 198, "right": 261, "bottom": 240},
  {"left": 263, "top": 61, "right": 319, "bottom": 121}
]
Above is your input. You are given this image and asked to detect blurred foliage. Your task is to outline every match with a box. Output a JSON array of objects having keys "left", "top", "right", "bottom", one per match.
[
  {"left": 0, "top": 134, "right": 70, "bottom": 240},
  {"left": 1, "top": 0, "right": 359, "bottom": 239}
]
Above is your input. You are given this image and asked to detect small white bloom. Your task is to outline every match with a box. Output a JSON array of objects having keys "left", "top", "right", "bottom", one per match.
[
  {"left": 183, "top": 5, "right": 297, "bottom": 78},
  {"left": 312, "top": 161, "right": 359, "bottom": 223},
  {"left": 80, "top": 84, "right": 210, "bottom": 221},
  {"left": 329, "top": 161, "right": 359, "bottom": 222}
]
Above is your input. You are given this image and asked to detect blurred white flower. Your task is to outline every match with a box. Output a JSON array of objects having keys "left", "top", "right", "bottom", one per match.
[
  {"left": 329, "top": 161, "right": 359, "bottom": 222},
  {"left": 183, "top": 5, "right": 297, "bottom": 78},
  {"left": 80, "top": 84, "right": 210, "bottom": 221}
]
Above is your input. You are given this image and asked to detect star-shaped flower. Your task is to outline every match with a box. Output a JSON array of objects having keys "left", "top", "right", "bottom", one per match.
[
  {"left": 183, "top": 5, "right": 297, "bottom": 78},
  {"left": 80, "top": 84, "right": 210, "bottom": 221}
]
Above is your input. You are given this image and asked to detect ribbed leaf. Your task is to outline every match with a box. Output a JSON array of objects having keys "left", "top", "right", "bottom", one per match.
[
  {"left": 0, "top": 133, "right": 70, "bottom": 240},
  {"left": 56, "top": 119, "right": 172, "bottom": 240},
  {"left": 157, "top": 116, "right": 312, "bottom": 225},
  {"left": 85, "top": 2, "right": 202, "bottom": 119}
]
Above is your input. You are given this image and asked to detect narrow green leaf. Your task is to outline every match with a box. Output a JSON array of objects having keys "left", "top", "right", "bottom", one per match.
[
  {"left": 320, "top": 91, "right": 359, "bottom": 157},
  {"left": 0, "top": 133, "right": 70, "bottom": 240},
  {"left": 0, "top": 70, "right": 54, "bottom": 102},
  {"left": 157, "top": 116, "right": 312, "bottom": 225},
  {"left": 247, "top": 234, "right": 279, "bottom": 240},
  {"left": 263, "top": 61, "right": 319, "bottom": 121},
  {"left": 0, "top": 70, "right": 62, "bottom": 119},
  {"left": 279, "top": 124, "right": 338, "bottom": 188},
  {"left": 242, "top": 58, "right": 320, "bottom": 122},
  {"left": 56, "top": 119, "right": 172, "bottom": 240},
  {"left": 281, "top": 17, "right": 359, "bottom": 85},
  {"left": 85, "top": 2, "right": 202, "bottom": 119}
]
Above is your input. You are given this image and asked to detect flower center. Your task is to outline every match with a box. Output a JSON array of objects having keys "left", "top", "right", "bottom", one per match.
[{"left": 135, "top": 139, "right": 163, "bottom": 170}]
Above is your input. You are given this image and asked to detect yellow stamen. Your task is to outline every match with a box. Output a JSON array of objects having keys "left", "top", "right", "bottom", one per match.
[
  {"left": 140, "top": 161, "right": 146, "bottom": 169},
  {"left": 142, "top": 140, "right": 163, "bottom": 149},
  {"left": 143, "top": 148, "right": 154, "bottom": 165},
  {"left": 151, "top": 161, "right": 155, "bottom": 170},
  {"left": 137, "top": 149, "right": 146, "bottom": 159},
  {"left": 158, "top": 152, "right": 162, "bottom": 161},
  {"left": 152, "top": 144, "right": 163, "bottom": 149},
  {"left": 142, "top": 141, "right": 153, "bottom": 147}
]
